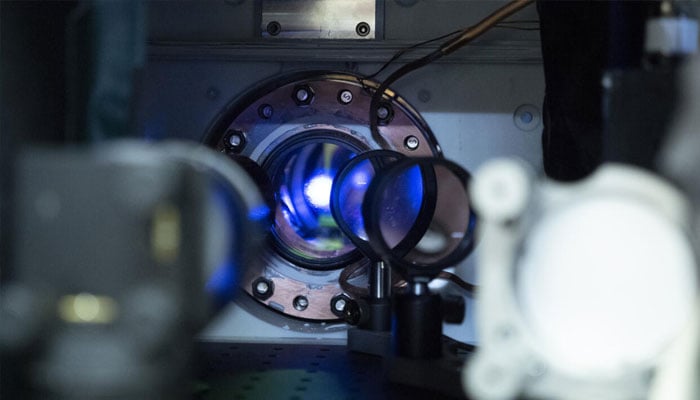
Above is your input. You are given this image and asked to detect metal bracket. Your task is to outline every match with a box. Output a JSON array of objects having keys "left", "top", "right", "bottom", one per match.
[{"left": 261, "top": 0, "right": 378, "bottom": 39}]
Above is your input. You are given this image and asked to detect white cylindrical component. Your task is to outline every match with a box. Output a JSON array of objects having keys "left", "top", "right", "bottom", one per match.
[
  {"left": 516, "top": 195, "right": 697, "bottom": 379},
  {"left": 471, "top": 159, "right": 533, "bottom": 222}
]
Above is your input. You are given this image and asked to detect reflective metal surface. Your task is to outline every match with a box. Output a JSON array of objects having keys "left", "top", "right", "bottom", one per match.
[{"left": 261, "top": 0, "right": 377, "bottom": 39}]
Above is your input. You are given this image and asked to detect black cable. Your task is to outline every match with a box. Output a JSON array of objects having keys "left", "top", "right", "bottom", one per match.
[
  {"left": 369, "top": 48, "right": 444, "bottom": 147},
  {"left": 436, "top": 271, "right": 477, "bottom": 295},
  {"left": 364, "top": 29, "right": 463, "bottom": 80},
  {"left": 368, "top": 0, "right": 534, "bottom": 147}
]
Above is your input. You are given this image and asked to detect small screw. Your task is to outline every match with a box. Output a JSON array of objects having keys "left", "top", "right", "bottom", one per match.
[
  {"left": 256, "top": 281, "right": 269, "bottom": 294},
  {"left": 334, "top": 298, "right": 347, "bottom": 311},
  {"left": 293, "top": 296, "right": 309, "bottom": 311},
  {"left": 252, "top": 277, "right": 274, "bottom": 300},
  {"left": 330, "top": 294, "right": 352, "bottom": 318},
  {"left": 404, "top": 135, "right": 419, "bottom": 150},
  {"left": 296, "top": 89, "right": 309, "bottom": 102},
  {"left": 258, "top": 104, "right": 274, "bottom": 119},
  {"left": 338, "top": 90, "right": 353, "bottom": 105},
  {"left": 356, "top": 22, "right": 371, "bottom": 37},
  {"left": 266, "top": 21, "right": 282, "bottom": 36},
  {"left": 513, "top": 104, "right": 540, "bottom": 131},
  {"left": 376, "top": 103, "right": 394, "bottom": 125},
  {"left": 292, "top": 85, "right": 314, "bottom": 106},
  {"left": 225, "top": 129, "right": 246, "bottom": 152}
]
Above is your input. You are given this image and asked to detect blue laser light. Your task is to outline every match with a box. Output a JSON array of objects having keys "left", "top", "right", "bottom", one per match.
[{"left": 304, "top": 173, "right": 334, "bottom": 210}]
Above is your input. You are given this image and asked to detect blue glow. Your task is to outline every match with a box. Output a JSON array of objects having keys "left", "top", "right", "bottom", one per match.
[
  {"left": 248, "top": 204, "right": 270, "bottom": 222},
  {"left": 377, "top": 164, "right": 425, "bottom": 249},
  {"left": 304, "top": 173, "right": 334, "bottom": 210},
  {"left": 350, "top": 169, "right": 370, "bottom": 188},
  {"left": 206, "top": 260, "right": 237, "bottom": 304},
  {"left": 404, "top": 165, "right": 425, "bottom": 215},
  {"left": 337, "top": 160, "right": 375, "bottom": 241}
]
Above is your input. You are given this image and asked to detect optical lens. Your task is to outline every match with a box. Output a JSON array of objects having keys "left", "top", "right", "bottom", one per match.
[
  {"left": 375, "top": 164, "right": 426, "bottom": 250},
  {"left": 332, "top": 151, "right": 406, "bottom": 243},
  {"left": 366, "top": 158, "right": 476, "bottom": 277},
  {"left": 269, "top": 140, "right": 359, "bottom": 266}
]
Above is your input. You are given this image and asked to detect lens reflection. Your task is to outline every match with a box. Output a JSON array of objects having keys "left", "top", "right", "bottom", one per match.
[
  {"left": 335, "top": 159, "right": 373, "bottom": 241},
  {"left": 271, "top": 141, "right": 358, "bottom": 266},
  {"left": 365, "top": 158, "right": 476, "bottom": 277},
  {"left": 398, "top": 164, "right": 472, "bottom": 265},
  {"left": 376, "top": 164, "right": 425, "bottom": 250},
  {"left": 331, "top": 150, "right": 406, "bottom": 257}
]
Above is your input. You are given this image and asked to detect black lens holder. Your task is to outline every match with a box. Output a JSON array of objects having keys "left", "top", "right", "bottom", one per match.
[
  {"left": 330, "top": 150, "right": 406, "bottom": 262},
  {"left": 362, "top": 157, "right": 477, "bottom": 281}
]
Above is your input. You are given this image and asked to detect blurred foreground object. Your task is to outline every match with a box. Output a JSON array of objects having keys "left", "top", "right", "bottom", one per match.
[
  {"left": 0, "top": 140, "right": 268, "bottom": 399},
  {"left": 465, "top": 158, "right": 698, "bottom": 400},
  {"left": 653, "top": 54, "right": 700, "bottom": 400}
]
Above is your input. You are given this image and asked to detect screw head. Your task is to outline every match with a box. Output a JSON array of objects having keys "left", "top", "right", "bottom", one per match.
[
  {"left": 225, "top": 129, "right": 246, "bottom": 152},
  {"left": 296, "top": 89, "right": 309, "bottom": 102},
  {"left": 404, "top": 135, "right": 420, "bottom": 150},
  {"left": 328, "top": 296, "right": 365, "bottom": 324},
  {"left": 252, "top": 277, "right": 274, "bottom": 300},
  {"left": 513, "top": 104, "right": 540, "bottom": 131},
  {"left": 258, "top": 104, "right": 274, "bottom": 119},
  {"left": 334, "top": 298, "right": 347, "bottom": 311},
  {"left": 520, "top": 111, "right": 533, "bottom": 124},
  {"left": 293, "top": 295, "right": 309, "bottom": 311},
  {"left": 356, "top": 22, "right": 371, "bottom": 37},
  {"left": 330, "top": 294, "right": 353, "bottom": 318},
  {"left": 376, "top": 103, "right": 394, "bottom": 125},
  {"left": 266, "top": 21, "right": 282, "bottom": 36},
  {"left": 338, "top": 90, "right": 353, "bottom": 105},
  {"left": 256, "top": 281, "right": 269, "bottom": 294},
  {"left": 292, "top": 85, "right": 314, "bottom": 106}
]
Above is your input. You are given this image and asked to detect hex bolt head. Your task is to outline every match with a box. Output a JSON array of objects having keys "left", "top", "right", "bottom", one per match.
[
  {"left": 404, "top": 135, "right": 420, "bottom": 150},
  {"left": 376, "top": 102, "right": 394, "bottom": 125},
  {"left": 258, "top": 104, "right": 274, "bottom": 119},
  {"left": 296, "top": 89, "right": 309, "bottom": 102},
  {"left": 225, "top": 129, "right": 247, "bottom": 153},
  {"left": 329, "top": 294, "right": 362, "bottom": 324},
  {"left": 338, "top": 89, "right": 353, "bottom": 105},
  {"left": 252, "top": 277, "right": 274, "bottom": 300},
  {"left": 330, "top": 294, "right": 353, "bottom": 318},
  {"left": 334, "top": 298, "right": 347, "bottom": 311},
  {"left": 292, "top": 85, "right": 314, "bottom": 106},
  {"left": 256, "top": 281, "right": 270, "bottom": 294},
  {"left": 293, "top": 295, "right": 309, "bottom": 311}
]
